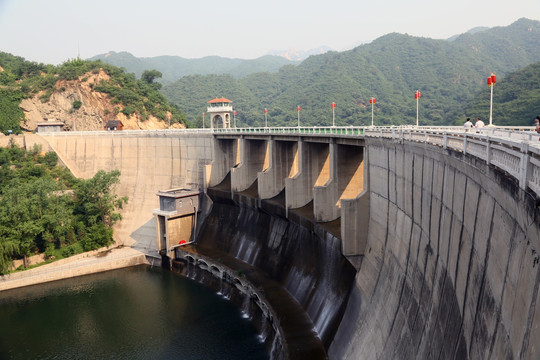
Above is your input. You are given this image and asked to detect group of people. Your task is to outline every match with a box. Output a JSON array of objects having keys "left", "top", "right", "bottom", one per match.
[
  {"left": 464, "top": 116, "right": 540, "bottom": 138},
  {"left": 463, "top": 117, "right": 485, "bottom": 131}
]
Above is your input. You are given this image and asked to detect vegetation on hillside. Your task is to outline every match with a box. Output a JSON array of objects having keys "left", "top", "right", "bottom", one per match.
[
  {"left": 0, "top": 143, "right": 128, "bottom": 274},
  {"left": 162, "top": 18, "right": 540, "bottom": 127},
  {"left": 0, "top": 52, "right": 187, "bottom": 133},
  {"left": 464, "top": 61, "right": 540, "bottom": 125}
]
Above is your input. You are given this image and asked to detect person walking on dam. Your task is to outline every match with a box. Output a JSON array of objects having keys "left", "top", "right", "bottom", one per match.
[
  {"left": 475, "top": 117, "right": 485, "bottom": 129},
  {"left": 464, "top": 118, "right": 473, "bottom": 131}
]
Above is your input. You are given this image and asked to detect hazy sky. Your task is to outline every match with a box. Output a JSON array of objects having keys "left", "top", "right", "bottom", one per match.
[{"left": 1, "top": 0, "right": 539, "bottom": 65}]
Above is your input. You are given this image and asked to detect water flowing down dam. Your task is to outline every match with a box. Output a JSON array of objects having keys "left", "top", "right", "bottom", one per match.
[{"left": 34, "top": 126, "right": 540, "bottom": 359}]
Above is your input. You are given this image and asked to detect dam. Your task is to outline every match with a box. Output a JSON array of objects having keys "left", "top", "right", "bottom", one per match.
[{"left": 27, "top": 126, "right": 540, "bottom": 359}]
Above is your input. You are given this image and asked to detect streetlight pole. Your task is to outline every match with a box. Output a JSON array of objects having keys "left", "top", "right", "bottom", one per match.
[
  {"left": 264, "top": 108, "right": 268, "bottom": 128},
  {"left": 202, "top": 112, "right": 205, "bottom": 129},
  {"left": 369, "top": 98, "right": 376, "bottom": 126},
  {"left": 487, "top": 73, "right": 496, "bottom": 126},
  {"left": 167, "top": 113, "right": 171, "bottom": 128},
  {"left": 297, "top": 105, "right": 301, "bottom": 128},
  {"left": 233, "top": 111, "right": 237, "bottom": 128},
  {"left": 331, "top": 102, "right": 336, "bottom": 127},
  {"left": 414, "top": 90, "right": 421, "bottom": 126}
]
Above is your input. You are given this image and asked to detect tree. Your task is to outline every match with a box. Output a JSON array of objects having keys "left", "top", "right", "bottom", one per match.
[
  {"left": 0, "top": 89, "right": 23, "bottom": 134},
  {"left": 0, "top": 143, "right": 130, "bottom": 273},
  {"left": 72, "top": 170, "right": 127, "bottom": 250},
  {"left": 74, "top": 170, "right": 128, "bottom": 228},
  {"left": 141, "top": 69, "right": 163, "bottom": 90}
]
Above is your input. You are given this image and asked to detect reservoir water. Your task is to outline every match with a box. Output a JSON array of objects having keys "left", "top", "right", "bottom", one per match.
[{"left": 0, "top": 265, "right": 268, "bottom": 360}]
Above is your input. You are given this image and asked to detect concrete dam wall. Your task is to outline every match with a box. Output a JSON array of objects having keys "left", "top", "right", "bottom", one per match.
[
  {"left": 331, "top": 137, "right": 540, "bottom": 359},
  {"left": 37, "top": 130, "right": 540, "bottom": 359},
  {"left": 40, "top": 131, "right": 214, "bottom": 251}
]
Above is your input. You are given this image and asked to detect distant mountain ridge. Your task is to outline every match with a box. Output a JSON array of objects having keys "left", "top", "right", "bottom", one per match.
[
  {"left": 88, "top": 51, "right": 297, "bottom": 82},
  {"left": 447, "top": 26, "right": 489, "bottom": 41},
  {"left": 161, "top": 17, "right": 540, "bottom": 127},
  {"left": 267, "top": 46, "right": 332, "bottom": 61}
]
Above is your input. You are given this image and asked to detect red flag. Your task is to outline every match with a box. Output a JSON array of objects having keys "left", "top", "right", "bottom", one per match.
[
  {"left": 264, "top": 108, "right": 268, "bottom": 113},
  {"left": 331, "top": 102, "right": 336, "bottom": 108},
  {"left": 297, "top": 106, "right": 301, "bottom": 111}
]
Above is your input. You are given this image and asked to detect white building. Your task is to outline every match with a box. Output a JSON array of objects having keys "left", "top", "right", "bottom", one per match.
[{"left": 207, "top": 98, "right": 233, "bottom": 129}]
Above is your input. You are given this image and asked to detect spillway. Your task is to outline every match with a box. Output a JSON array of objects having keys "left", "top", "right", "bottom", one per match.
[{"left": 36, "top": 128, "right": 540, "bottom": 359}]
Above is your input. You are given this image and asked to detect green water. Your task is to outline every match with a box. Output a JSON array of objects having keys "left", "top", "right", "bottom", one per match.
[{"left": 0, "top": 265, "right": 268, "bottom": 360}]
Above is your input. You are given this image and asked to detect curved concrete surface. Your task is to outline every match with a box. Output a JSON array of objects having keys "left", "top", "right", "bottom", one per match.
[
  {"left": 40, "top": 132, "right": 213, "bottom": 252},
  {"left": 38, "top": 131, "right": 540, "bottom": 359},
  {"left": 330, "top": 138, "right": 540, "bottom": 359}
]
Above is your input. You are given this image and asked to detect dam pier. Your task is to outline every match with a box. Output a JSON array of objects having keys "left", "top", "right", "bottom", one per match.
[{"left": 30, "top": 125, "right": 540, "bottom": 359}]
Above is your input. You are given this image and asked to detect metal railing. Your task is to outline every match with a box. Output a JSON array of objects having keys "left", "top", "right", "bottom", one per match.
[
  {"left": 364, "top": 127, "right": 540, "bottom": 197},
  {"left": 212, "top": 126, "right": 365, "bottom": 136}
]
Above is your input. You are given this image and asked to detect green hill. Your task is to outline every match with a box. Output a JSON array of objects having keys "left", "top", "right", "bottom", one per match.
[
  {"left": 162, "top": 18, "right": 540, "bottom": 127},
  {"left": 0, "top": 53, "right": 187, "bottom": 133},
  {"left": 464, "top": 61, "right": 540, "bottom": 125},
  {"left": 88, "top": 51, "right": 297, "bottom": 82}
]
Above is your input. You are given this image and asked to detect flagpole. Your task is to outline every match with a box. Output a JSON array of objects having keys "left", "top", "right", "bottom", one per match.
[{"left": 331, "top": 102, "right": 336, "bottom": 127}]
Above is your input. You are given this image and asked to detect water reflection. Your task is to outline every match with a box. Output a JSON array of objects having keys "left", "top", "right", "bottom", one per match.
[{"left": 0, "top": 265, "right": 268, "bottom": 360}]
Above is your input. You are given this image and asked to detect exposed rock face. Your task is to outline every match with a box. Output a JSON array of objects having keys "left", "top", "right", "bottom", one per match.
[{"left": 19, "top": 69, "right": 184, "bottom": 132}]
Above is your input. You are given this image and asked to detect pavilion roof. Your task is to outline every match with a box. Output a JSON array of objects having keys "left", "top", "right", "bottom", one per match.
[{"left": 207, "top": 97, "right": 232, "bottom": 103}]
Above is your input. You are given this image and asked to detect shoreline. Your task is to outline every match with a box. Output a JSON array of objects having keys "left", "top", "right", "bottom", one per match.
[{"left": 0, "top": 247, "right": 149, "bottom": 292}]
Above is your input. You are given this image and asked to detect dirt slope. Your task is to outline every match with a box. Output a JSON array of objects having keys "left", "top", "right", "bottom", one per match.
[{"left": 19, "top": 69, "right": 184, "bottom": 132}]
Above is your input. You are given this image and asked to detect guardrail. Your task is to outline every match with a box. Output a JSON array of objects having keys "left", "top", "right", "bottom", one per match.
[
  {"left": 39, "top": 125, "right": 538, "bottom": 139},
  {"left": 364, "top": 127, "right": 540, "bottom": 198},
  {"left": 38, "top": 128, "right": 215, "bottom": 136},
  {"left": 213, "top": 126, "right": 366, "bottom": 136}
]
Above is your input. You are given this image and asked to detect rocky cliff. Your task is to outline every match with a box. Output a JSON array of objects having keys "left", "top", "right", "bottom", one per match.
[{"left": 19, "top": 69, "right": 184, "bottom": 132}]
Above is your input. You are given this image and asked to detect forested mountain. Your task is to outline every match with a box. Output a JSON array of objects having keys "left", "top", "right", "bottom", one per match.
[
  {"left": 465, "top": 61, "right": 540, "bottom": 126},
  {"left": 88, "top": 51, "right": 297, "bottom": 82},
  {"left": 0, "top": 52, "right": 187, "bottom": 133},
  {"left": 162, "top": 18, "right": 540, "bottom": 127}
]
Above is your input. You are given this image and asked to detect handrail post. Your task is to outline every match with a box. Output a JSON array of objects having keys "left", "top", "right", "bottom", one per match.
[
  {"left": 486, "top": 136, "right": 492, "bottom": 164},
  {"left": 519, "top": 141, "right": 530, "bottom": 190},
  {"left": 443, "top": 133, "right": 448, "bottom": 149}
]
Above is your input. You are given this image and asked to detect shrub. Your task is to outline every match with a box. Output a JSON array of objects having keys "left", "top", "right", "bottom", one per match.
[
  {"left": 39, "top": 90, "right": 52, "bottom": 103},
  {"left": 121, "top": 105, "right": 136, "bottom": 116},
  {"left": 72, "top": 100, "right": 82, "bottom": 110}
]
